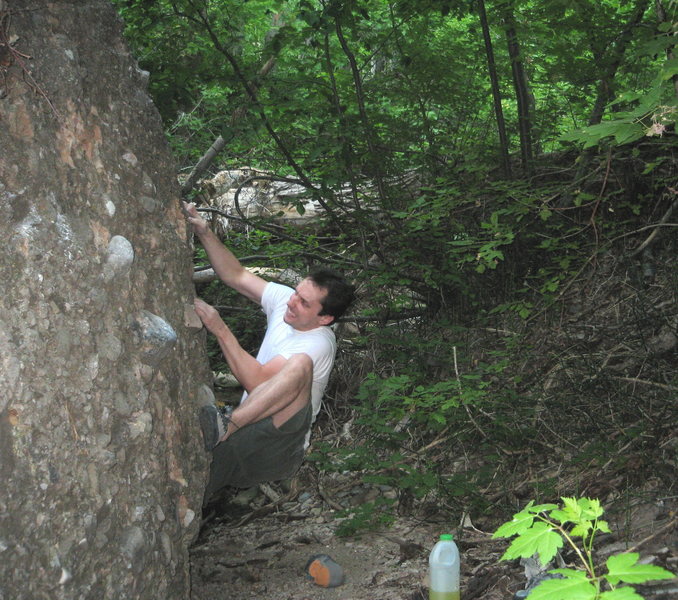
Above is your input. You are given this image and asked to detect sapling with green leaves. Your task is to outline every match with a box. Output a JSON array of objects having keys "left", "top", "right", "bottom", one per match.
[{"left": 493, "top": 497, "right": 675, "bottom": 600}]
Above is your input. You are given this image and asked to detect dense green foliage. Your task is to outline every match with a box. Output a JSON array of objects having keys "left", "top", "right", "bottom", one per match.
[
  {"left": 114, "top": 0, "right": 676, "bottom": 169},
  {"left": 114, "top": 0, "right": 677, "bottom": 528}
]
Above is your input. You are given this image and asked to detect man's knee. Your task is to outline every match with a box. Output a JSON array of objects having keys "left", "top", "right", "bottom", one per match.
[{"left": 286, "top": 353, "right": 313, "bottom": 380}]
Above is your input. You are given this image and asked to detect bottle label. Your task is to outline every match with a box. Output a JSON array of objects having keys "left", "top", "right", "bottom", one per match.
[{"left": 429, "top": 591, "right": 460, "bottom": 600}]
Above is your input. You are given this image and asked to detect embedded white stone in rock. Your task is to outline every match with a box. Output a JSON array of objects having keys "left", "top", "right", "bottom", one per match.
[
  {"left": 119, "top": 526, "right": 147, "bottom": 568},
  {"left": 105, "top": 235, "right": 134, "bottom": 279},
  {"left": 128, "top": 412, "right": 153, "bottom": 439},
  {"left": 131, "top": 310, "right": 177, "bottom": 367},
  {"left": 122, "top": 152, "right": 138, "bottom": 166},
  {"left": 182, "top": 509, "right": 195, "bottom": 528}
]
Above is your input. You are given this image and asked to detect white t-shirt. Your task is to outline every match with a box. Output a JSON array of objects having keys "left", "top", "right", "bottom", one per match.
[{"left": 243, "top": 282, "right": 337, "bottom": 441}]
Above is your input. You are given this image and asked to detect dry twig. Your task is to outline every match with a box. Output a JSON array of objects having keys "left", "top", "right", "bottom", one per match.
[{"left": 0, "top": 7, "right": 59, "bottom": 118}]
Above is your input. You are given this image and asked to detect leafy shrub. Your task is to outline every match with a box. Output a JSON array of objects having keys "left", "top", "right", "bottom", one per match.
[{"left": 493, "top": 497, "right": 675, "bottom": 600}]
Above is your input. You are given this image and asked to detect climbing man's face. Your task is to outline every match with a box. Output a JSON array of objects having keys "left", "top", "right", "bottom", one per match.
[{"left": 284, "top": 278, "right": 334, "bottom": 331}]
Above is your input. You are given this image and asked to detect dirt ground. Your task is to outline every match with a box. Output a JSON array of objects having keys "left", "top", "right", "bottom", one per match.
[{"left": 190, "top": 467, "right": 678, "bottom": 600}]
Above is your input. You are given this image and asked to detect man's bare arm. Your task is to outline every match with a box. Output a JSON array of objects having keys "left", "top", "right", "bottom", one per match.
[
  {"left": 184, "top": 202, "right": 267, "bottom": 304},
  {"left": 194, "top": 298, "right": 287, "bottom": 392}
]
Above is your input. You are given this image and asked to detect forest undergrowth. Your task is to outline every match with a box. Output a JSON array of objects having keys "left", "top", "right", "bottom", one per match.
[
  {"left": 185, "top": 136, "right": 678, "bottom": 600},
  {"left": 197, "top": 144, "right": 677, "bottom": 539},
  {"left": 310, "top": 250, "right": 676, "bottom": 538}
]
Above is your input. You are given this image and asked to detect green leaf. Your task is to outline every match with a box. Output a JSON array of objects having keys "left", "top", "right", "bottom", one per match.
[
  {"left": 493, "top": 509, "right": 535, "bottom": 538},
  {"left": 550, "top": 568, "right": 589, "bottom": 579},
  {"left": 501, "top": 522, "right": 564, "bottom": 564},
  {"left": 661, "top": 57, "right": 678, "bottom": 80},
  {"left": 551, "top": 497, "right": 603, "bottom": 527},
  {"left": 599, "top": 588, "right": 644, "bottom": 600},
  {"left": 550, "top": 508, "right": 577, "bottom": 525},
  {"left": 579, "top": 498, "right": 604, "bottom": 520},
  {"left": 642, "top": 161, "right": 661, "bottom": 175},
  {"left": 606, "top": 553, "right": 676, "bottom": 585},
  {"left": 571, "top": 522, "right": 593, "bottom": 537},
  {"left": 560, "top": 119, "right": 643, "bottom": 148},
  {"left": 613, "top": 123, "right": 643, "bottom": 145},
  {"left": 528, "top": 575, "right": 597, "bottom": 600},
  {"left": 596, "top": 520, "right": 611, "bottom": 534},
  {"left": 608, "top": 91, "right": 643, "bottom": 107}
]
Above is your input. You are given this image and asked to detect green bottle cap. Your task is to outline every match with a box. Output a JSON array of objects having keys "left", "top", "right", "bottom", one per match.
[{"left": 440, "top": 534, "right": 454, "bottom": 541}]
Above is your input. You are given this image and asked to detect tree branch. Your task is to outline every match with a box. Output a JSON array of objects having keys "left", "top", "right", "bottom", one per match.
[
  {"left": 181, "top": 135, "right": 226, "bottom": 197},
  {"left": 195, "top": 206, "right": 364, "bottom": 269},
  {"left": 334, "top": 13, "right": 389, "bottom": 208},
  {"left": 186, "top": 7, "right": 313, "bottom": 188},
  {"left": 628, "top": 195, "right": 678, "bottom": 257}
]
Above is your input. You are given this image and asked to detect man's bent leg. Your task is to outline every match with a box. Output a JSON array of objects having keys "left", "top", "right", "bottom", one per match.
[
  {"left": 203, "top": 402, "right": 312, "bottom": 504},
  {"left": 223, "top": 353, "right": 313, "bottom": 441},
  {"left": 203, "top": 355, "right": 314, "bottom": 503}
]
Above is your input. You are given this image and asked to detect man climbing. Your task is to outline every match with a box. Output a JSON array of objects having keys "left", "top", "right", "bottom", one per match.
[{"left": 183, "top": 202, "right": 355, "bottom": 503}]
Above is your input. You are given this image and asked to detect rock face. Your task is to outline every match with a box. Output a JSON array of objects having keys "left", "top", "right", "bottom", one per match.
[{"left": 0, "top": 2, "right": 211, "bottom": 598}]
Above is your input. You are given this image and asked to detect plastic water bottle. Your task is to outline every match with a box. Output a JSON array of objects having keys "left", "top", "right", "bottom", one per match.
[{"left": 429, "top": 533, "right": 460, "bottom": 600}]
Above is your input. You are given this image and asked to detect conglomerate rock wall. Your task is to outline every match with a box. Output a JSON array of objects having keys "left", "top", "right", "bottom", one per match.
[{"left": 0, "top": 2, "right": 211, "bottom": 598}]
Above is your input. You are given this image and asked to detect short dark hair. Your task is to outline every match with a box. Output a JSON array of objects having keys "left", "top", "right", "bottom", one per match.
[{"left": 308, "top": 267, "right": 356, "bottom": 322}]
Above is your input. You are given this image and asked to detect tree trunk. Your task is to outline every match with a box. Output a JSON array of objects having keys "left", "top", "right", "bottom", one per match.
[
  {"left": 334, "top": 15, "right": 389, "bottom": 208},
  {"left": 0, "top": 2, "right": 211, "bottom": 598},
  {"left": 498, "top": 0, "right": 533, "bottom": 175},
  {"left": 565, "top": 0, "right": 651, "bottom": 201},
  {"left": 655, "top": 0, "right": 678, "bottom": 100},
  {"left": 587, "top": 0, "right": 650, "bottom": 125},
  {"left": 501, "top": 4, "right": 534, "bottom": 175},
  {"left": 477, "top": 0, "right": 512, "bottom": 179}
]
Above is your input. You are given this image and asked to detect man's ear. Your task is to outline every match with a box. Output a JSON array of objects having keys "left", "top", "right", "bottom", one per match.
[{"left": 318, "top": 314, "right": 334, "bottom": 326}]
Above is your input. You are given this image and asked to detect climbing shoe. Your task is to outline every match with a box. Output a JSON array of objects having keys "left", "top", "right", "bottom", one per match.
[{"left": 199, "top": 404, "right": 232, "bottom": 451}]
